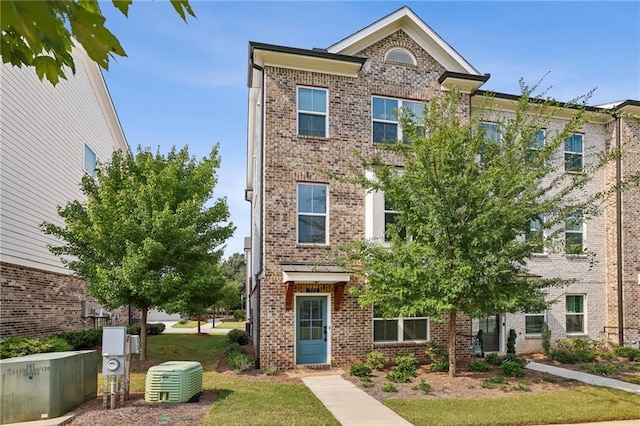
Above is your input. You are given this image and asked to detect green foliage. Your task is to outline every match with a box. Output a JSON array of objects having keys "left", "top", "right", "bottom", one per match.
[
  {"left": 127, "top": 323, "right": 165, "bottom": 336},
  {"left": 263, "top": 363, "right": 278, "bottom": 376},
  {"left": 340, "top": 85, "right": 609, "bottom": 375},
  {"left": 226, "top": 351, "right": 252, "bottom": 373},
  {"left": 226, "top": 342, "right": 243, "bottom": 355},
  {"left": 360, "top": 376, "right": 375, "bottom": 388},
  {"left": 222, "top": 252, "right": 247, "bottom": 300},
  {"left": 614, "top": 346, "right": 640, "bottom": 361},
  {"left": 580, "top": 363, "right": 621, "bottom": 376},
  {"left": 0, "top": 336, "right": 72, "bottom": 359},
  {"left": 41, "top": 146, "right": 234, "bottom": 360},
  {"left": 1, "top": 0, "right": 195, "bottom": 85},
  {"left": 365, "top": 350, "right": 386, "bottom": 370},
  {"left": 226, "top": 329, "right": 250, "bottom": 346},
  {"left": 550, "top": 338, "right": 597, "bottom": 364},
  {"left": 481, "top": 376, "right": 508, "bottom": 389},
  {"left": 485, "top": 353, "right": 501, "bottom": 366},
  {"left": 506, "top": 354, "right": 528, "bottom": 367},
  {"left": 467, "top": 360, "right": 491, "bottom": 372},
  {"left": 501, "top": 361, "right": 525, "bottom": 377},
  {"left": 507, "top": 329, "right": 517, "bottom": 354},
  {"left": 381, "top": 382, "right": 398, "bottom": 393},
  {"left": 54, "top": 328, "right": 102, "bottom": 350},
  {"left": 386, "top": 353, "right": 419, "bottom": 382},
  {"left": 178, "top": 318, "right": 189, "bottom": 325},
  {"left": 234, "top": 310, "right": 246, "bottom": 321},
  {"left": 514, "top": 380, "right": 531, "bottom": 392},
  {"left": 412, "top": 379, "right": 433, "bottom": 393},
  {"left": 541, "top": 322, "right": 551, "bottom": 355},
  {"left": 349, "top": 364, "right": 371, "bottom": 378}
]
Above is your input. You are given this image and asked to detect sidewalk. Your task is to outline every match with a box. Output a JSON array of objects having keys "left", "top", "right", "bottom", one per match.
[
  {"left": 155, "top": 319, "right": 234, "bottom": 334},
  {"left": 526, "top": 361, "right": 640, "bottom": 395},
  {"left": 302, "top": 375, "right": 413, "bottom": 426}
]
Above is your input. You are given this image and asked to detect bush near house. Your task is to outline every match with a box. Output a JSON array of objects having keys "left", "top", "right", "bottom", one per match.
[
  {"left": 0, "top": 336, "right": 72, "bottom": 359},
  {"left": 550, "top": 338, "right": 597, "bottom": 364},
  {"left": 226, "top": 329, "right": 250, "bottom": 345},
  {"left": 127, "top": 323, "right": 165, "bottom": 336}
]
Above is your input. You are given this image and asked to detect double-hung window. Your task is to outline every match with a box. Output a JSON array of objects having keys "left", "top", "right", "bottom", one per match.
[
  {"left": 372, "top": 97, "right": 424, "bottom": 143},
  {"left": 525, "top": 311, "right": 546, "bottom": 335},
  {"left": 383, "top": 198, "right": 406, "bottom": 241},
  {"left": 566, "top": 295, "right": 585, "bottom": 334},
  {"left": 297, "top": 183, "right": 328, "bottom": 244},
  {"left": 565, "top": 210, "right": 584, "bottom": 254},
  {"left": 564, "top": 134, "right": 583, "bottom": 172},
  {"left": 526, "top": 214, "right": 545, "bottom": 254},
  {"left": 481, "top": 122, "right": 501, "bottom": 143},
  {"left": 527, "top": 130, "right": 545, "bottom": 162},
  {"left": 298, "top": 87, "right": 327, "bottom": 137},
  {"left": 373, "top": 307, "right": 429, "bottom": 342},
  {"left": 84, "top": 143, "right": 97, "bottom": 177},
  {"left": 373, "top": 314, "right": 429, "bottom": 343}
]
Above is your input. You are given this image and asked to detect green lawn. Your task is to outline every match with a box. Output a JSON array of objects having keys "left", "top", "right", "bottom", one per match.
[
  {"left": 216, "top": 321, "right": 246, "bottom": 329},
  {"left": 171, "top": 320, "right": 208, "bottom": 328},
  {"left": 385, "top": 387, "right": 640, "bottom": 426}
]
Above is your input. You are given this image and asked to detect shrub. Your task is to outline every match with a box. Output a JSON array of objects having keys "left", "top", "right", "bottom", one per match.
[
  {"left": 227, "top": 342, "right": 244, "bottom": 355},
  {"left": 127, "top": 323, "right": 165, "bottom": 336},
  {"left": 582, "top": 363, "right": 621, "bottom": 376},
  {"left": 55, "top": 328, "right": 103, "bottom": 350},
  {"left": 541, "top": 322, "right": 551, "bottom": 355},
  {"left": 361, "top": 376, "right": 375, "bottom": 388},
  {"left": 550, "top": 339, "right": 597, "bottom": 364},
  {"left": 234, "top": 310, "right": 246, "bottom": 321},
  {"left": 514, "top": 380, "right": 531, "bottom": 392},
  {"left": 506, "top": 329, "right": 517, "bottom": 354},
  {"left": 427, "top": 342, "right": 449, "bottom": 372},
  {"left": 502, "top": 354, "right": 528, "bottom": 368},
  {"left": 226, "top": 351, "right": 252, "bottom": 373},
  {"left": 481, "top": 376, "right": 508, "bottom": 389},
  {"left": 263, "top": 363, "right": 278, "bottom": 376},
  {"left": 485, "top": 352, "right": 501, "bottom": 366},
  {"left": 227, "top": 329, "right": 250, "bottom": 345},
  {"left": 381, "top": 383, "right": 398, "bottom": 392},
  {"left": 178, "top": 317, "right": 188, "bottom": 325},
  {"left": 350, "top": 364, "right": 371, "bottom": 377},
  {"left": 365, "top": 350, "right": 386, "bottom": 370},
  {"left": 501, "top": 361, "right": 524, "bottom": 377},
  {"left": 430, "top": 358, "right": 449, "bottom": 372},
  {"left": 615, "top": 346, "right": 640, "bottom": 361},
  {"left": 412, "top": 379, "right": 433, "bottom": 394},
  {"left": 394, "top": 353, "right": 418, "bottom": 375},
  {"left": 467, "top": 360, "right": 490, "bottom": 372},
  {"left": 0, "top": 336, "right": 73, "bottom": 359}
]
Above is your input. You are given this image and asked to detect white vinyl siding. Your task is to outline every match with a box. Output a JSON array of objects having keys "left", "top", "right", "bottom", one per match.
[
  {"left": 84, "top": 143, "right": 97, "bottom": 177},
  {"left": 0, "top": 50, "right": 127, "bottom": 273}
]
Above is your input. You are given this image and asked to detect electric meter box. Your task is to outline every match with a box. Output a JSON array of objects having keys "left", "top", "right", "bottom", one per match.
[{"left": 102, "top": 326, "right": 127, "bottom": 375}]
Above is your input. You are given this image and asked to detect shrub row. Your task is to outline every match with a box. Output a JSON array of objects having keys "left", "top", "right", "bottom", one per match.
[{"left": 127, "top": 323, "right": 165, "bottom": 336}]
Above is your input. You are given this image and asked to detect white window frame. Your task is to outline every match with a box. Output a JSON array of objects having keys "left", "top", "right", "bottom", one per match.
[
  {"left": 296, "top": 183, "right": 328, "bottom": 245},
  {"left": 564, "top": 134, "right": 583, "bottom": 173},
  {"left": 566, "top": 294, "right": 586, "bottom": 335},
  {"left": 525, "top": 311, "right": 547, "bottom": 336},
  {"left": 83, "top": 143, "right": 97, "bottom": 177},
  {"left": 527, "top": 129, "right": 545, "bottom": 162},
  {"left": 565, "top": 210, "right": 585, "bottom": 255},
  {"left": 373, "top": 311, "right": 430, "bottom": 343},
  {"left": 526, "top": 214, "right": 546, "bottom": 254},
  {"left": 297, "top": 86, "right": 328, "bottom": 138},
  {"left": 372, "top": 96, "right": 424, "bottom": 143}
]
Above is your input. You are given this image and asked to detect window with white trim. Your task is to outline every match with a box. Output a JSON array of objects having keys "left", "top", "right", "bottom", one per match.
[
  {"left": 372, "top": 96, "right": 424, "bottom": 143},
  {"left": 298, "top": 87, "right": 327, "bottom": 137},
  {"left": 566, "top": 294, "right": 585, "bottom": 334},
  {"left": 526, "top": 214, "right": 545, "bottom": 254},
  {"left": 525, "top": 311, "right": 546, "bottom": 335},
  {"left": 84, "top": 143, "right": 97, "bottom": 177},
  {"left": 565, "top": 210, "right": 584, "bottom": 254},
  {"left": 373, "top": 307, "right": 429, "bottom": 342},
  {"left": 564, "top": 134, "right": 583, "bottom": 172},
  {"left": 297, "top": 183, "right": 328, "bottom": 244},
  {"left": 480, "top": 122, "right": 501, "bottom": 143},
  {"left": 383, "top": 197, "right": 406, "bottom": 242},
  {"left": 527, "top": 129, "right": 545, "bottom": 162}
]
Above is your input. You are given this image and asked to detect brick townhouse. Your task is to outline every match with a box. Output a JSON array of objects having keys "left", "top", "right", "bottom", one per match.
[{"left": 244, "top": 6, "right": 640, "bottom": 369}]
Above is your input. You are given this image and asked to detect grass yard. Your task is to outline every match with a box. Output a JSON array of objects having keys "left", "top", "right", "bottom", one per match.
[
  {"left": 216, "top": 321, "right": 246, "bottom": 329},
  {"left": 171, "top": 320, "right": 208, "bottom": 328},
  {"left": 385, "top": 387, "right": 640, "bottom": 426}
]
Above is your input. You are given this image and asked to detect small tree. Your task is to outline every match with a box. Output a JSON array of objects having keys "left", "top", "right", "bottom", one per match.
[
  {"left": 340, "top": 84, "right": 617, "bottom": 376},
  {"left": 507, "top": 329, "right": 517, "bottom": 354},
  {"left": 42, "top": 146, "right": 234, "bottom": 359},
  {"left": 541, "top": 322, "right": 552, "bottom": 356}
]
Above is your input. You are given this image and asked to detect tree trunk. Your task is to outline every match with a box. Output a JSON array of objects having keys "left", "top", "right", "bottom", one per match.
[
  {"left": 197, "top": 314, "right": 201, "bottom": 334},
  {"left": 212, "top": 310, "right": 215, "bottom": 328},
  {"left": 448, "top": 311, "right": 457, "bottom": 378},
  {"left": 140, "top": 308, "right": 148, "bottom": 361}
]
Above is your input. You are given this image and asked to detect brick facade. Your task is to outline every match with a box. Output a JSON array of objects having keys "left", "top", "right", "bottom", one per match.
[{"left": 1, "top": 262, "right": 131, "bottom": 338}]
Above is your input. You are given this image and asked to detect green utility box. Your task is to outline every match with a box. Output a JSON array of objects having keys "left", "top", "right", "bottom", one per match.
[{"left": 145, "top": 361, "right": 203, "bottom": 403}]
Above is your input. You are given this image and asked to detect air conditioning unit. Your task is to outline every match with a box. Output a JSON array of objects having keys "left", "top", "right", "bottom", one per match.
[{"left": 144, "top": 361, "right": 203, "bottom": 403}]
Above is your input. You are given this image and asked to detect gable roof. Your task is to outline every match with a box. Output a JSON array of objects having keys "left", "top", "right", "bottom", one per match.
[{"left": 327, "top": 6, "right": 480, "bottom": 75}]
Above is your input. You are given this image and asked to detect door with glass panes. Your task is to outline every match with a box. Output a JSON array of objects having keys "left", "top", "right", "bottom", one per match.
[{"left": 296, "top": 296, "right": 327, "bottom": 364}]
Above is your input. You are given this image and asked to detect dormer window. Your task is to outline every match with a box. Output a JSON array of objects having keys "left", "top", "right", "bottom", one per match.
[{"left": 385, "top": 48, "right": 416, "bottom": 65}]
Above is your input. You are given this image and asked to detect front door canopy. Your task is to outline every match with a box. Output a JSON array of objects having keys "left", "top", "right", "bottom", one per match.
[{"left": 281, "top": 264, "right": 350, "bottom": 284}]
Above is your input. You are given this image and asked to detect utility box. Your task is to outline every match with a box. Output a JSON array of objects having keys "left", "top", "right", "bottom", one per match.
[
  {"left": 145, "top": 361, "right": 203, "bottom": 403},
  {"left": 102, "top": 326, "right": 127, "bottom": 375},
  {"left": 0, "top": 351, "right": 97, "bottom": 424}
]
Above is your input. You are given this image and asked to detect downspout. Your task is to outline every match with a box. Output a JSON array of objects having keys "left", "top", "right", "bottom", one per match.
[
  {"left": 251, "top": 59, "right": 265, "bottom": 369},
  {"left": 615, "top": 113, "right": 624, "bottom": 346}
]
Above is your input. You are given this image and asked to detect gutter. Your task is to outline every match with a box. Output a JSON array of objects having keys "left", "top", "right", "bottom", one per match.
[{"left": 615, "top": 113, "right": 624, "bottom": 346}]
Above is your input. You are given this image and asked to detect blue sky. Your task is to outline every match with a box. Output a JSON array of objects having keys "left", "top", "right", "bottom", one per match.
[{"left": 101, "top": 1, "right": 640, "bottom": 258}]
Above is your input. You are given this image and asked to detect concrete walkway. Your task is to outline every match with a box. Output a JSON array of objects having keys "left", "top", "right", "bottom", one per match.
[
  {"left": 526, "top": 361, "right": 640, "bottom": 395},
  {"left": 154, "top": 319, "right": 234, "bottom": 334},
  {"left": 302, "top": 375, "right": 413, "bottom": 426}
]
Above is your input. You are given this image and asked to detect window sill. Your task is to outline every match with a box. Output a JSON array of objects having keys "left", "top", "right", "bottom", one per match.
[
  {"left": 297, "top": 135, "right": 329, "bottom": 142},
  {"left": 565, "top": 170, "right": 584, "bottom": 175},
  {"left": 565, "top": 254, "right": 589, "bottom": 259},
  {"left": 373, "top": 340, "right": 429, "bottom": 348},
  {"left": 296, "top": 243, "right": 331, "bottom": 249},
  {"left": 566, "top": 333, "right": 587, "bottom": 337},
  {"left": 525, "top": 334, "right": 542, "bottom": 339}
]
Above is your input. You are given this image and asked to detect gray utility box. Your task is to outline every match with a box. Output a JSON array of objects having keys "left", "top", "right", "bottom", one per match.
[
  {"left": 0, "top": 350, "right": 97, "bottom": 424},
  {"left": 102, "top": 326, "right": 127, "bottom": 375}
]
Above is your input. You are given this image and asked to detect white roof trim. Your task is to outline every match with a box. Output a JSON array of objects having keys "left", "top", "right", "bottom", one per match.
[
  {"left": 282, "top": 271, "right": 351, "bottom": 283},
  {"left": 327, "top": 6, "right": 479, "bottom": 75}
]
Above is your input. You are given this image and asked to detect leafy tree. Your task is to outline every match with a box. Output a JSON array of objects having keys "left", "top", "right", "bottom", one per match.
[
  {"left": 340, "top": 84, "right": 616, "bottom": 376},
  {"left": 1, "top": 0, "right": 195, "bottom": 85},
  {"left": 222, "top": 252, "right": 246, "bottom": 297},
  {"left": 217, "top": 283, "right": 241, "bottom": 315},
  {"left": 42, "top": 146, "right": 234, "bottom": 359}
]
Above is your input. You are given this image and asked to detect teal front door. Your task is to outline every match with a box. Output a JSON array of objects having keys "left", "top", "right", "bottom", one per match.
[{"left": 296, "top": 296, "right": 327, "bottom": 364}]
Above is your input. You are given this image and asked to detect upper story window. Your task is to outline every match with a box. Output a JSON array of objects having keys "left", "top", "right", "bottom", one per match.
[
  {"left": 384, "top": 198, "right": 406, "bottom": 242},
  {"left": 298, "top": 87, "right": 327, "bottom": 137},
  {"left": 297, "top": 183, "right": 328, "bottom": 244},
  {"left": 564, "top": 134, "right": 583, "bottom": 173},
  {"left": 384, "top": 48, "right": 417, "bottom": 65},
  {"left": 372, "top": 97, "right": 424, "bottom": 143},
  {"left": 565, "top": 209, "right": 584, "bottom": 255},
  {"left": 527, "top": 130, "right": 545, "bottom": 162},
  {"left": 480, "top": 122, "right": 502, "bottom": 143},
  {"left": 84, "top": 143, "right": 97, "bottom": 177},
  {"left": 526, "top": 214, "right": 545, "bottom": 254}
]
